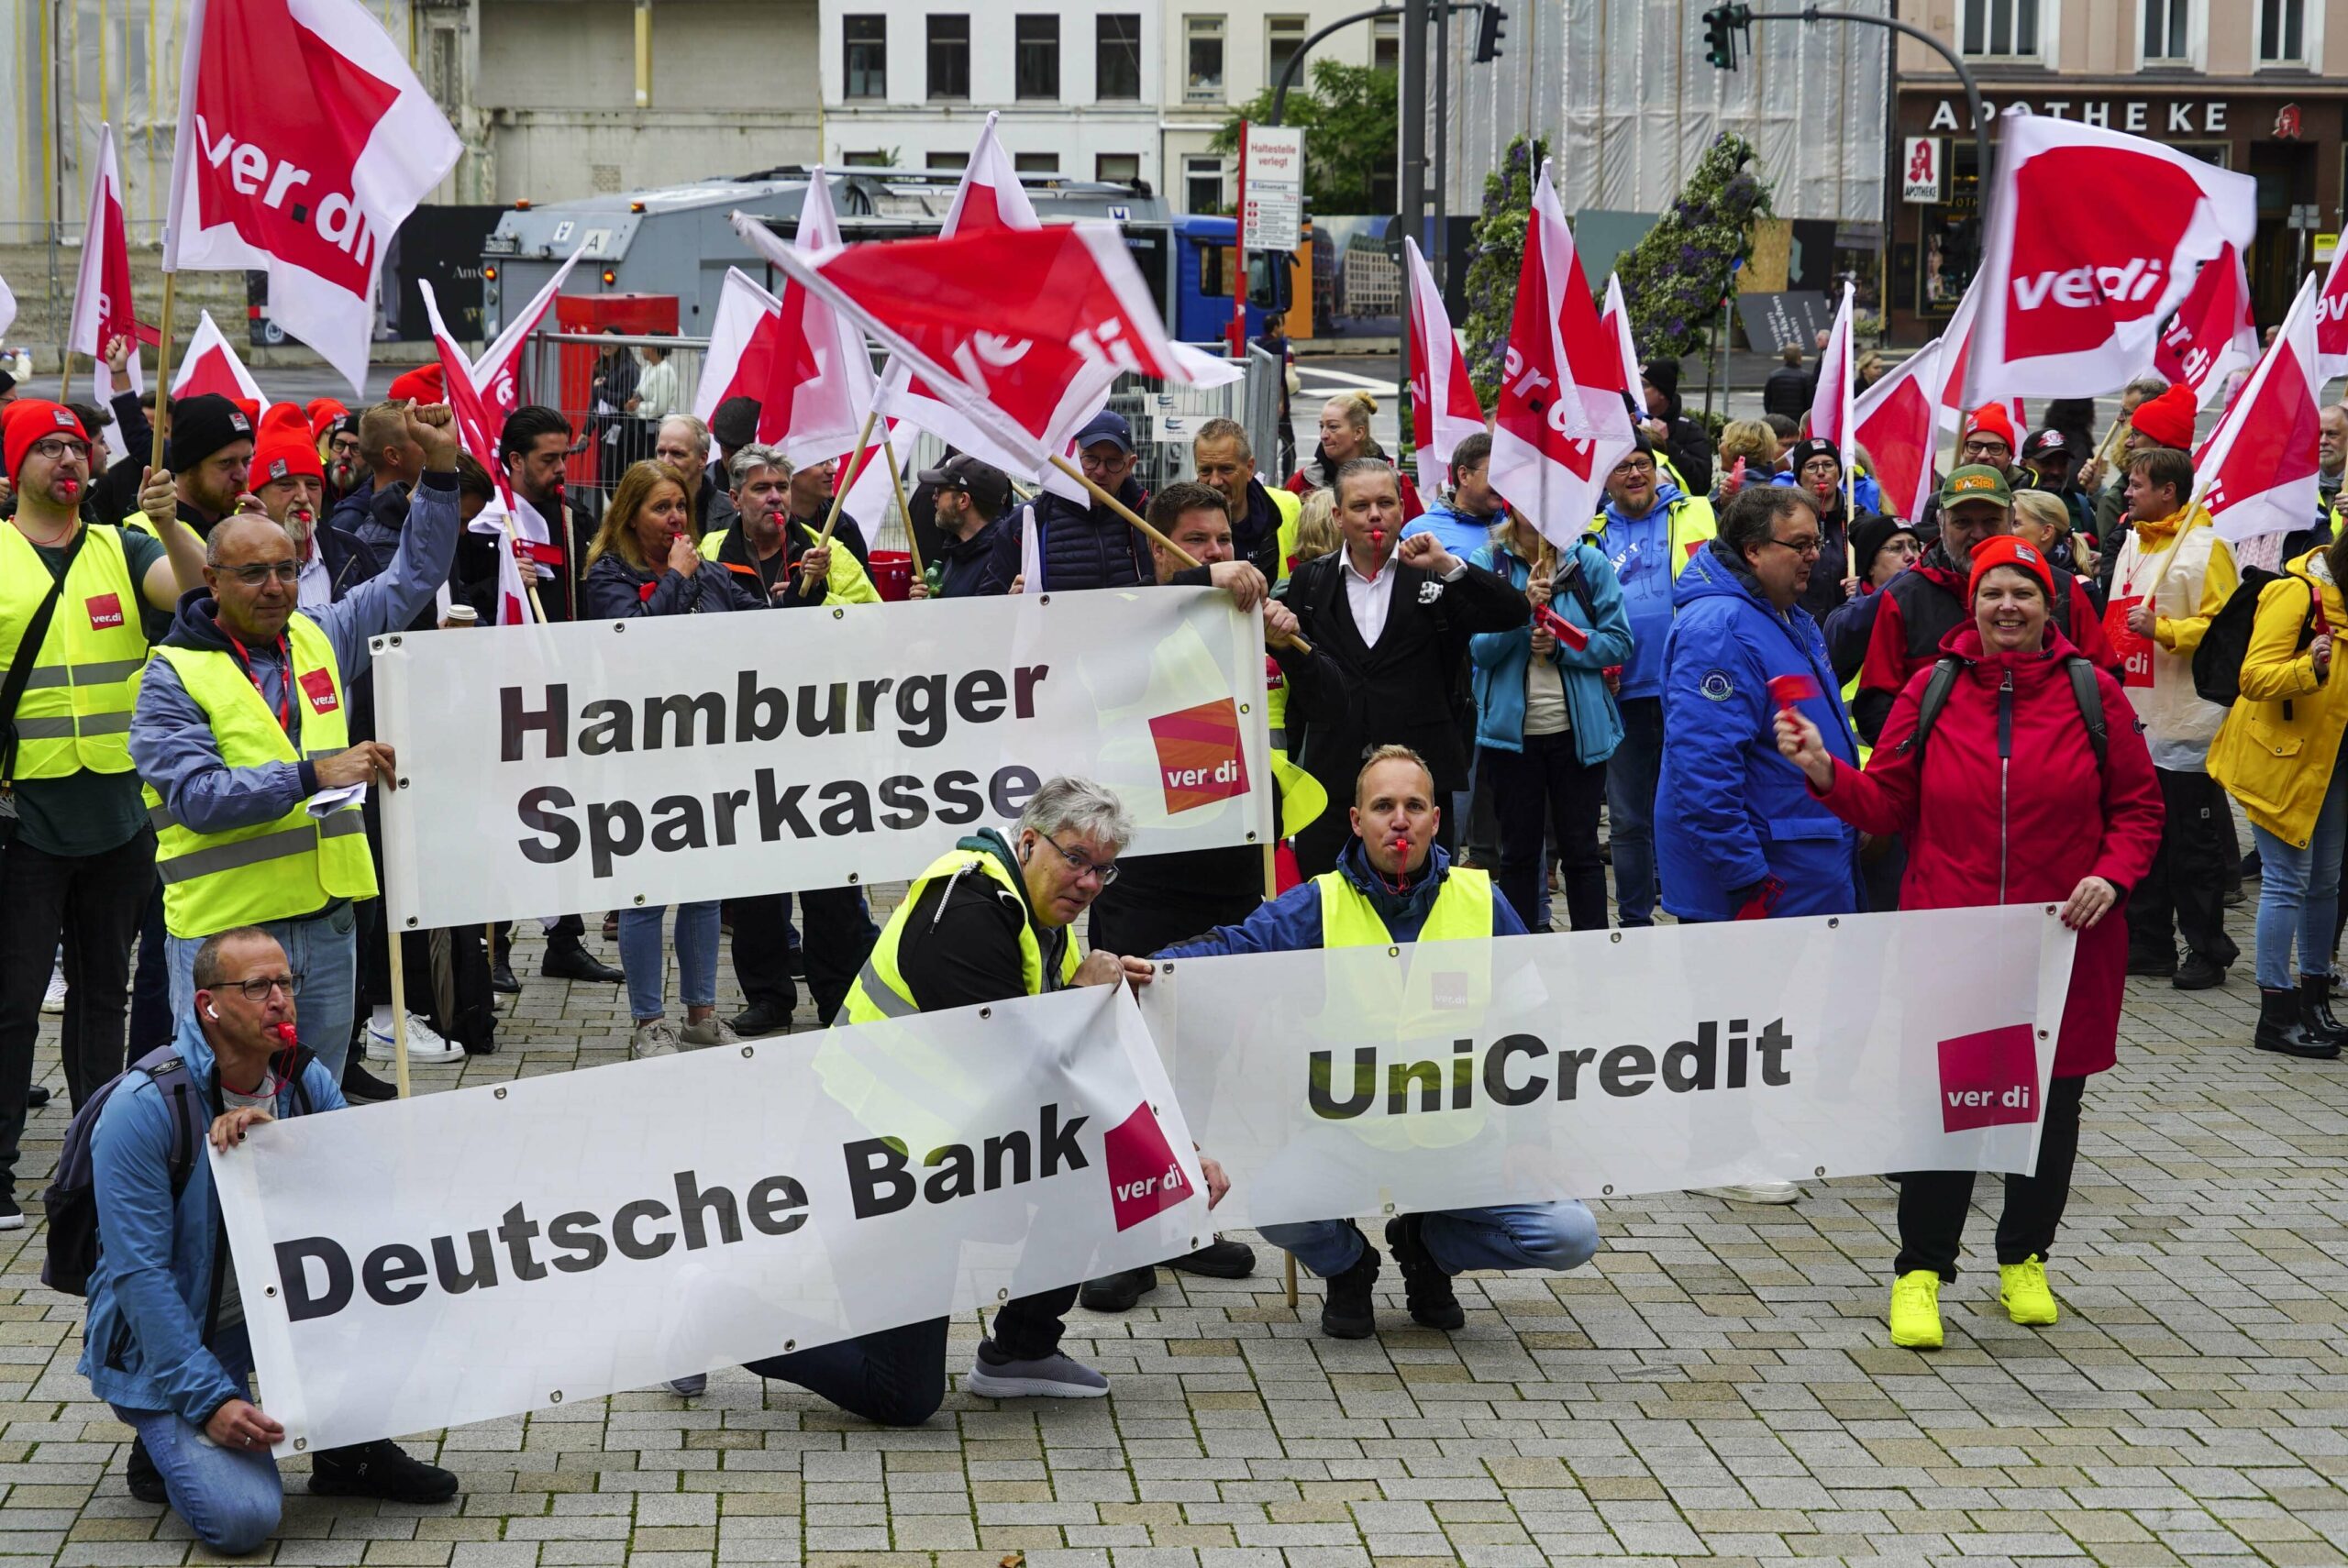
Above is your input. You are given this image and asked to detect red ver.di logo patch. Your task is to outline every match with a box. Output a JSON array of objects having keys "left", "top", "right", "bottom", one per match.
[
  {"left": 1149, "top": 697, "right": 1248, "bottom": 813},
  {"left": 1936, "top": 1022, "right": 2040, "bottom": 1132},
  {"left": 297, "top": 666, "right": 340, "bottom": 714},
  {"left": 85, "top": 594, "right": 125, "bottom": 631},
  {"left": 1101, "top": 1102, "right": 1191, "bottom": 1231}
]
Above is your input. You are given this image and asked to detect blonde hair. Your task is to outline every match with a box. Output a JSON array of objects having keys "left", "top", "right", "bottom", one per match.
[
  {"left": 1718, "top": 419, "right": 1778, "bottom": 470},
  {"left": 1293, "top": 487, "right": 1340, "bottom": 559},
  {"left": 2010, "top": 490, "right": 2070, "bottom": 542},
  {"left": 585, "top": 460, "right": 694, "bottom": 574},
  {"left": 1323, "top": 391, "right": 1377, "bottom": 436}
]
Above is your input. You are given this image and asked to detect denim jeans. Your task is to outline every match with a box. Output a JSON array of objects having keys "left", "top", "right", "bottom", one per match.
[
  {"left": 619, "top": 900, "right": 721, "bottom": 1021},
  {"left": 1265, "top": 1201, "right": 1600, "bottom": 1278},
  {"left": 1605, "top": 696, "right": 1663, "bottom": 927},
  {"left": 167, "top": 903, "right": 357, "bottom": 1082},
  {"left": 2250, "top": 763, "right": 2348, "bottom": 990},
  {"left": 110, "top": 1325, "right": 282, "bottom": 1555}
]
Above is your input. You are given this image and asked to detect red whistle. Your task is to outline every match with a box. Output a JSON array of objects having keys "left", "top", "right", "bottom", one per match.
[
  {"left": 1533, "top": 602, "right": 1590, "bottom": 651},
  {"left": 1768, "top": 674, "right": 1819, "bottom": 710},
  {"left": 273, "top": 1022, "right": 297, "bottom": 1048}
]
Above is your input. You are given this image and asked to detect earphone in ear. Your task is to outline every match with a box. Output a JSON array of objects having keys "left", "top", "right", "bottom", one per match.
[{"left": 205, "top": 1004, "right": 220, "bottom": 1020}]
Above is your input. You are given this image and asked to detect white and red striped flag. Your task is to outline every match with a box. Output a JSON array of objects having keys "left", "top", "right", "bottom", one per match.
[
  {"left": 170, "top": 309, "right": 266, "bottom": 405},
  {"left": 418, "top": 278, "right": 549, "bottom": 624},
  {"left": 1597, "top": 272, "right": 1642, "bottom": 399},
  {"left": 2197, "top": 273, "right": 2326, "bottom": 546},
  {"left": 472, "top": 241, "right": 587, "bottom": 418},
  {"left": 1402, "top": 237, "right": 1484, "bottom": 476},
  {"left": 69, "top": 124, "right": 157, "bottom": 400},
  {"left": 1808, "top": 281, "right": 1856, "bottom": 478},
  {"left": 1852, "top": 337, "right": 1948, "bottom": 525},
  {"left": 692, "top": 268, "right": 786, "bottom": 425}
]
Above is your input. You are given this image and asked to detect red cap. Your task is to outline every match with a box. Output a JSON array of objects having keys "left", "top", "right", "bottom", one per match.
[
  {"left": 4, "top": 399, "right": 90, "bottom": 483},
  {"left": 250, "top": 403, "right": 325, "bottom": 487},
  {"left": 1966, "top": 535, "right": 2056, "bottom": 606},
  {"left": 305, "top": 396, "right": 352, "bottom": 442},
  {"left": 1961, "top": 402, "right": 2017, "bottom": 451},
  {"left": 2129, "top": 381, "right": 2197, "bottom": 450},
  {"left": 386, "top": 364, "right": 446, "bottom": 404}
]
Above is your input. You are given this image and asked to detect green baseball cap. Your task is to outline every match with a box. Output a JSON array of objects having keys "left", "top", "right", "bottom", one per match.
[{"left": 1938, "top": 463, "right": 2013, "bottom": 510}]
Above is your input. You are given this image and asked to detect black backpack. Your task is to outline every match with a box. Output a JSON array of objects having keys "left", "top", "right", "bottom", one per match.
[
  {"left": 42, "top": 1045, "right": 311, "bottom": 1298},
  {"left": 2192, "top": 568, "right": 2317, "bottom": 708},
  {"left": 1900, "top": 653, "right": 2108, "bottom": 767}
]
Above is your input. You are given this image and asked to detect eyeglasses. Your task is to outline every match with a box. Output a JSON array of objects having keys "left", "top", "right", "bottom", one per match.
[
  {"left": 1611, "top": 458, "right": 1656, "bottom": 479},
  {"left": 1039, "top": 833, "right": 1119, "bottom": 886},
  {"left": 224, "top": 972, "right": 303, "bottom": 1002},
  {"left": 1762, "top": 535, "right": 1824, "bottom": 557},
  {"left": 28, "top": 436, "right": 90, "bottom": 462},
  {"left": 1961, "top": 441, "right": 2011, "bottom": 460},
  {"left": 221, "top": 560, "right": 302, "bottom": 585}
]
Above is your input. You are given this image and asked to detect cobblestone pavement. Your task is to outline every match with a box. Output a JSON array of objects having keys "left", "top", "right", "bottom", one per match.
[{"left": 15, "top": 896, "right": 2348, "bottom": 1567}]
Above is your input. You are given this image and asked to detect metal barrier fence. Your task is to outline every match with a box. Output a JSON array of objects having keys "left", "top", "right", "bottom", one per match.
[{"left": 515, "top": 329, "right": 1274, "bottom": 557}]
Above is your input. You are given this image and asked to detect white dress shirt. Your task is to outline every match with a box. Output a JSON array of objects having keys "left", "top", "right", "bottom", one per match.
[{"left": 1342, "top": 551, "right": 1401, "bottom": 647}]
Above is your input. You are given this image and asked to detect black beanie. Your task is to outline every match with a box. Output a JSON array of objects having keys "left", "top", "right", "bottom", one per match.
[
  {"left": 1850, "top": 514, "right": 1920, "bottom": 581},
  {"left": 165, "top": 393, "right": 254, "bottom": 473},
  {"left": 1640, "top": 358, "right": 1680, "bottom": 401},
  {"left": 711, "top": 395, "right": 760, "bottom": 452}
]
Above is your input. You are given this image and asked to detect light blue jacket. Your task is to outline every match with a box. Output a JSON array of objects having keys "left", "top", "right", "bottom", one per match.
[
  {"left": 1468, "top": 538, "right": 1633, "bottom": 768},
  {"left": 82, "top": 1010, "right": 345, "bottom": 1423},
  {"left": 1401, "top": 500, "right": 1500, "bottom": 561}
]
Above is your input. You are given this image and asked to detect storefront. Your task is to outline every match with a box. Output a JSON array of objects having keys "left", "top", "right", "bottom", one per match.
[{"left": 1888, "top": 86, "right": 2344, "bottom": 347}]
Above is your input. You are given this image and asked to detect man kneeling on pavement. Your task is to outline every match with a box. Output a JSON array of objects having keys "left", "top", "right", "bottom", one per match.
[{"left": 79, "top": 927, "right": 457, "bottom": 1551}]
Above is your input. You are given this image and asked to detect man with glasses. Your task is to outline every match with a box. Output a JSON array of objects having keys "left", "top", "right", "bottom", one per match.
[
  {"left": 1589, "top": 431, "right": 1717, "bottom": 927},
  {"left": 79, "top": 925, "right": 458, "bottom": 1546},
  {"left": 127, "top": 403, "right": 465, "bottom": 1086},
  {"left": 992, "top": 409, "right": 1154, "bottom": 592},
  {"left": 0, "top": 401, "right": 209, "bottom": 1229}
]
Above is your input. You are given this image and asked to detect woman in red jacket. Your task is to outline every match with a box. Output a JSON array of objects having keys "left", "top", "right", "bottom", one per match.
[{"left": 1775, "top": 536, "right": 2164, "bottom": 1352}]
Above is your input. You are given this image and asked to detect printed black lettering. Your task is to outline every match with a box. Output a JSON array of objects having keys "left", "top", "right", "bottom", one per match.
[
  {"left": 817, "top": 779, "right": 874, "bottom": 835},
  {"left": 1039, "top": 1102, "right": 1089, "bottom": 1176},
  {"left": 736, "top": 668, "right": 789, "bottom": 741},
  {"left": 500, "top": 683, "right": 567, "bottom": 761},
  {"left": 431, "top": 1229, "right": 499, "bottom": 1293},
  {"left": 578, "top": 698, "right": 631, "bottom": 755},
  {"left": 747, "top": 1176, "right": 808, "bottom": 1236},
  {"left": 924, "top": 1143, "right": 976, "bottom": 1202},
  {"left": 1387, "top": 1059, "right": 1442, "bottom": 1115},
  {"left": 644, "top": 690, "right": 724, "bottom": 749},
  {"left": 587, "top": 801, "right": 643, "bottom": 878},
  {"left": 797, "top": 680, "right": 849, "bottom": 737},
  {"left": 953, "top": 667, "right": 1006, "bottom": 724},
  {"left": 496, "top": 1203, "right": 547, "bottom": 1282},
  {"left": 896, "top": 673, "right": 947, "bottom": 747},
  {"left": 649, "top": 795, "right": 709, "bottom": 852},
  {"left": 876, "top": 776, "right": 928, "bottom": 831},
  {"left": 1308, "top": 1047, "right": 1378, "bottom": 1118},
  {"left": 989, "top": 765, "right": 1040, "bottom": 820},
  {"left": 754, "top": 769, "right": 814, "bottom": 839},
  {"left": 1013, "top": 663, "right": 1050, "bottom": 718},
  {"left": 517, "top": 787, "right": 579, "bottom": 865},
  {"left": 673, "top": 1170, "right": 741, "bottom": 1250},
  {"left": 1662, "top": 1022, "right": 1716, "bottom": 1093},
  {"left": 712, "top": 789, "right": 748, "bottom": 846},
  {"left": 934, "top": 769, "right": 983, "bottom": 824},
  {"left": 1600, "top": 1044, "right": 1656, "bottom": 1097},
  {"left": 1554, "top": 1047, "right": 1599, "bottom": 1100},
  {"left": 612, "top": 1198, "right": 675, "bottom": 1260},
  {"left": 277, "top": 1236, "right": 352, "bottom": 1321},
  {"left": 1484, "top": 1034, "right": 1549, "bottom": 1106},
  {"left": 1758, "top": 1019, "right": 1794, "bottom": 1085},
  {"left": 548, "top": 1211, "right": 607, "bottom": 1273},
  {"left": 1452, "top": 1038, "right": 1474, "bottom": 1109},
  {"left": 855, "top": 676, "right": 895, "bottom": 732},
  {"left": 361, "top": 1242, "right": 427, "bottom": 1307},
  {"left": 983, "top": 1130, "right": 1030, "bottom": 1188},
  {"left": 847, "top": 1137, "right": 916, "bottom": 1217}
]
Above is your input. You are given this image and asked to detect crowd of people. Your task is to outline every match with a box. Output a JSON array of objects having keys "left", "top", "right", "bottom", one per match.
[{"left": 5, "top": 335, "right": 2343, "bottom": 1549}]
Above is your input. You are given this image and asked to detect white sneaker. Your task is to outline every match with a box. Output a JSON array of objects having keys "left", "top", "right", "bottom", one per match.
[
  {"left": 1705, "top": 1182, "right": 1801, "bottom": 1205},
  {"left": 679, "top": 1015, "right": 740, "bottom": 1049},
  {"left": 630, "top": 1020, "right": 681, "bottom": 1058},
  {"left": 365, "top": 1013, "right": 465, "bottom": 1065},
  {"left": 40, "top": 969, "right": 66, "bottom": 1015}
]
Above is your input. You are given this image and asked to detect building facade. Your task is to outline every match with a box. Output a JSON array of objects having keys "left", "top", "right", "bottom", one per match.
[{"left": 1890, "top": 0, "right": 2348, "bottom": 342}]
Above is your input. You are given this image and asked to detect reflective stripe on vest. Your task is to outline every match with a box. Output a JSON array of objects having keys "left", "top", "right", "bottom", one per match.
[
  {"left": 696, "top": 524, "right": 881, "bottom": 605},
  {"left": 843, "top": 848, "right": 1080, "bottom": 1022},
  {"left": 0, "top": 525, "right": 150, "bottom": 778},
  {"left": 142, "top": 614, "right": 378, "bottom": 937},
  {"left": 1316, "top": 865, "right": 1496, "bottom": 946}
]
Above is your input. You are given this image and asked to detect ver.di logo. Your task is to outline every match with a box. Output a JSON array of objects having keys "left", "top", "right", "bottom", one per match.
[
  {"left": 1149, "top": 697, "right": 1248, "bottom": 813},
  {"left": 1935, "top": 1022, "right": 2040, "bottom": 1132}
]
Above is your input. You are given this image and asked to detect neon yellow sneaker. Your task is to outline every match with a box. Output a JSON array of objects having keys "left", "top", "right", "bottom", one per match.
[
  {"left": 1999, "top": 1254, "right": 2059, "bottom": 1326},
  {"left": 1888, "top": 1270, "right": 1944, "bottom": 1349}
]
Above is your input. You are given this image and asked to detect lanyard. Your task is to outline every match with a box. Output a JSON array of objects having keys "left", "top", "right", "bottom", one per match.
[{"left": 219, "top": 624, "right": 293, "bottom": 737}]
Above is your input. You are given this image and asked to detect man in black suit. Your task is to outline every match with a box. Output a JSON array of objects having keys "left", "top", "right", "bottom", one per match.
[{"left": 1275, "top": 458, "right": 1528, "bottom": 877}]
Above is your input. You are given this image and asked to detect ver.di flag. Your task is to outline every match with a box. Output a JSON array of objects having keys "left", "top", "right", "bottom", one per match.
[
  {"left": 472, "top": 241, "right": 588, "bottom": 418},
  {"left": 1853, "top": 336, "right": 1946, "bottom": 525},
  {"left": 2153, "top": 241, "right": 2255, "bottom": 409},
  {"left": 2315, "top": 235, "right": 2348, "bottom": 383},
  {"left": 163, "top": 0, "right": 461, "bottom": 395},
  {"left": 69, "top": 123, "right": 155, "bottom": 401},
  {"left": 170, "top": 309, "right": 266, "bottom": 405},
  {"left": 2195, "top": 272, "right": 2324, "bottom": 546},
  {"left": 418, "top": 279, "right": 544, "bottom": 624},
  {"left": 1402, "top": 237, "right": 1483, "bottom": 476}
]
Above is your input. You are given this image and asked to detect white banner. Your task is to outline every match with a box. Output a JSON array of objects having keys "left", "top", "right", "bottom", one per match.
[
  {"left": 373, "top": 590, "right": 1272, "bottom": 928},
  {"left": 213, "top": 984, "right": 1208, "bottom": 1452},
  {"left": 1140, "top": 908, "right": 2077, "bottom": 1227}
]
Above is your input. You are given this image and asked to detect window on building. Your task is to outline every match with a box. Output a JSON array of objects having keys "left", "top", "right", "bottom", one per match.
[
  {"left": 1267, "top": 16, "right": 1306, "bottom": 87},
  {"left": 1015, "top": 15, "right": 1060, "bottom": 100},
  {"left": 926, "top": 15, "right": 969, "bottom": 100},
  {"left": 1014, "top": 152, "right": 1059, "bottom": 175},
  {"left": 842, "top": 150, "right": 892, "bottom": 168},
  {"left": 1186, "top": 155, "right": 1224, "bottom": 213},
  {"left": 843, "top": 14, "right": 886, "bottom": 98},
  {"left": 1096, "top": 15, "right": 1142, "bottom": 100},
  {"left": 1185, "top": 16, "right": 1225, "bottom": 103},
  {"left": 1958, "top": 0, "right": 2040, "bottom": 57},
  {"left": 1096, "top": 153, "right": 1141, "bottom": 183},
  {"left": 927, "top": 150, "right": 967, "bottom": 171},
  {"left": 1372, "top": 13, "right": 1399, "bottom": 70},
  {"left": 2259, "top": 0, "right": 2306, "bottom": 61},
  {"left": 2143, "top": 0, "right": 2189, "bottom": 60}
]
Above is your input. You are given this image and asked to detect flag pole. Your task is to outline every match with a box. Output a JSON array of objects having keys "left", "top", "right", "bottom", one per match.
[
  {"left": 1048, "top": 454, "right": 1313, "bottom": 653},
  {"left": 802, "top": 408, "right": 881, "bottom": 597},
  {"left": 148, "top": 274, "right": 178, "bottom": 475},
  {"left": 880, "top": 435, "right": 924, "bottom": 582}
]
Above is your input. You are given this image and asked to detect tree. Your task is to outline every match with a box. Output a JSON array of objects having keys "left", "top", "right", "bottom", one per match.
[
  {"left": 1210, "top": 61, "right": 1398, "bottom": 215},
  {"left": 1459, "top": 134, "right": 1547, "bottom": 407},
  {"left": 1614, "top": 133, "right": 1774, "bottom": 362}
]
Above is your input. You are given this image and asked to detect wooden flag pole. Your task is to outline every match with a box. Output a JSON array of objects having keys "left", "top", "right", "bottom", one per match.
[
  {"left": 880, "top": 436, "right": 924, "bottom": 582},
  {"left": 802, "top": 408, "right": 881, "bottom": 598},
  {"left": 387, "top": 929, "right": 414, "bottom": 1099},
  {"left": 148, "top": 274, "right": 179, "bottom": 476}
]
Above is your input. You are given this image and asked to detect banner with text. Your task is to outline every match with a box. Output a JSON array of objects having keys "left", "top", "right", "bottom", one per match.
[
  {"left": 1138, "top": 907, "right": 2077, "bottom": 1226},
  {"left": 372, "top": 590, "right": 1271, "bottom": 927},
  {"left": 214, "top": 985, "right": 1207, "bottom": 1452}
]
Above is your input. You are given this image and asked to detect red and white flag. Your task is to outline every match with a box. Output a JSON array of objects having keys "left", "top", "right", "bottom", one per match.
[
  {"left": 170, "top": 309, "right": 266, "bottom": 404},
  {"left": 1808, "top": 281, "right": 1856, "bottom": 476},
  {"left": 2197, "top": 272, "right": 2325, "bottom": 546},
  {"left": 1966, "top": 116, "right": 2255, "bottom": 399},
  {"left": 163, "top": 0, "right": 462, "bottom": 395},
  {"left": 2315, "top": 237, "right": 2348, "bottom": 383},
  {"left": 1488, "top": 160, "right": 1635, "bottom": 549},
  {"left": 692, "top": 268, "right": 786, "bottom": 425},
  {"left": 1853, "top": 337, "right": 1948, "bottom": 525},
  {"left": 418, "top": 278, "right": 552, "bottom": 625},
  {"left": 472, "top": 241, "right": 587, "bottom": 418},
  {"left": 765, "top": 170, "right": 874, "bottom": 468},
  {"left": 69, "top": 124, "right": 154, "bottom": 400},
  {"left": 734, "top": 215, "right": 1238, "bottom": 484},
  {"left": 1598, "top": 272, "right": 1642, "bottom": 398},
  {"left": 2153, "top": 241, "right": 2255, "bottom": 409},
  {"left": 1402, "top": 237, "right": 1483, "bottom": 475},
  {"left": 1934, "top": 275, "right": 2026, "bottom": 436},
  {"left": 416, "top": 280, "right": 513, "bottom": 509}
]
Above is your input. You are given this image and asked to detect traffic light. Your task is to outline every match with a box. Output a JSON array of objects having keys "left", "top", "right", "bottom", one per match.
[
  {"left": 1474, "top": 3, "right": 1508, "bottom": 62},
  {"left": 1701, "top": 4, "right": 1753, "bottom": 70}
]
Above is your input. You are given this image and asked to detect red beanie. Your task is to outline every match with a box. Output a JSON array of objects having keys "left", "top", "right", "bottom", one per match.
[
  {"left": 1966, "top": 535, "right": 2056, "bottom": 606},
  {"left": 2129, "top": 381, "right": 2197, "bottom": 450},
  {"left": 1961, "top": 402, "right": 2017, "bottom": 451},
  {"left": 4, "top": 399, "right": 90, "bottom": 483},
  {"left": 306, "top": 396, "right": 352, "bottom": 443},
  {"left": 386, "top": 364, "right": 446, "bottom": 404},
  {"left": 250, "top": 403, "right": 325, "bottom": 487}
]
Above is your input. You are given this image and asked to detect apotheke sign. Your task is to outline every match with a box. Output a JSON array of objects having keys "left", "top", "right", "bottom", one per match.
[{"left": 1925, "top": 97, "right": 2232, "bottom": 135}]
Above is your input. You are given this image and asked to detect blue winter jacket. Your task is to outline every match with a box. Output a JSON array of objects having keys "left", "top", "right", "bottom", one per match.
[
  {"left": 1401, "top": 500, "right": 1499, "bottom": 561},
  {"left": 1468, "top": 538, "right": 1632, "bottom": 768},
  {"left": 1771, "top": 465, "right": 1883, "bottom": 516},
  {"left": 1595, "top": 480, "right": 1697, "bottom": 701},
  {"left": 1157, "top": 839, "right": 1529, "bottom": 957},
  {"left": 1656, "top": 539, "right": 1864, "bottom": 922},
  {"left": 81, "top": 1010, "right": 346, "bottom": 1423}
]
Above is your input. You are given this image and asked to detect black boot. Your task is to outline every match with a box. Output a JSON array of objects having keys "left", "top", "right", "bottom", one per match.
[
  {"left": 341, "top": 1057, "right": 399, "bottom": 1103},
  {"left": 1077, "top": 1265, "right": 1159, "bottom": 1311},
  {"left": 1167, "top": 1237, "right": 1256, "bottom": 1278},
  {"left": 125, "top": 1435, "right": 166, "bottom": 1504},
  {"left": 542, "top": 937, "right": 625, "bottom": 984},
  {"left": 2255, "top": 988, "right": 2339, "bottom": 1059},
  {"left": 1385, "top": 1213, "right": 1464, "bottom": 1330},
  {"left": 309, "top": 1439, "right": 460, "bottom": 1503},
  {"left": 2301, "top": 975, "right": 2348, "bottom": 1047},
  {"left": 1317, "top": 1221, "right": 1380, "bottom": 1339}
]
